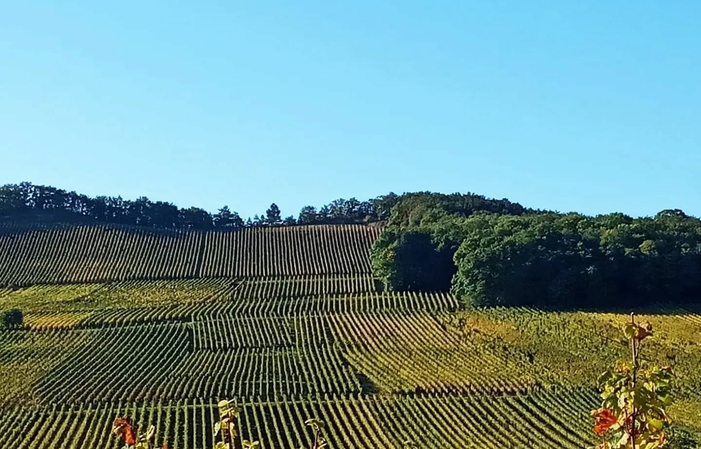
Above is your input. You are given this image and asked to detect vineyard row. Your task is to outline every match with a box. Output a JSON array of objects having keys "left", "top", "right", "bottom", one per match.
[
  {"left": 0, "top": 390, "right": 599, "bottom": 449},
  {"left": 6, "top": 306, "right": 549, "bottom": 407},
  {"left": 0, "top": 224, "right": 381, "bottom": 286},
  {"left": 2, "top": 279, "right": 459, "bottom": 330}
]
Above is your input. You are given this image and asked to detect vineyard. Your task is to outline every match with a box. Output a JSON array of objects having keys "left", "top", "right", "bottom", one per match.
[
  {"left": 0, "top": 223, "right": 381, "bottom": 286},
  {"left": 0, "top": 223, "right": 700, "bottom": 447},
  {"left": 0, "top": 391, "right": 600, "bottom": 449}
]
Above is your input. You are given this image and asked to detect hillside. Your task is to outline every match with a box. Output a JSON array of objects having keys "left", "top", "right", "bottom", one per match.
[
  {"left": 0, "top": 223, "right": 380, "bottom": 286},
  {"left": 0, "top": 222, "right": 700, "bottom": 448}
]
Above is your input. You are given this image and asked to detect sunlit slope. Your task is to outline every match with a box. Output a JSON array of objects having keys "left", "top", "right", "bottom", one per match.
[
  {"left": 0, "top": 223, "right": 381, "bottom": 286},
  {"left": 0, "top": 391, "right": 600, "bottom": 449},
  {"left": 0, "top": 222, "right": 700, "bottom": 448}
]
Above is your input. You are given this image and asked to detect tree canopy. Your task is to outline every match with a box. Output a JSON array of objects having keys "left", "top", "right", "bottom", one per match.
[
  {"left": 0, "top": 182, "right": 399, "bottom": 230},
  {"left": 370, "top": 192, "right": 701, "bottom": 309},
  {"left": 2, "top": 309, "right": 23, "bottom": 329}
]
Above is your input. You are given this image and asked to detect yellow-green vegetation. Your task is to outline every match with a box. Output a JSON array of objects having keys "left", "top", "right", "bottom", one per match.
[
  {"left": 671, "top": 400, "right": 701, "bottom": 433},
  {"left": 0, "top": 329, "right": 88, "bottom": 406},
  {"left": 0, "top": 283, "right": 101, "bottom": 313},
  {"left": 332, "top": 310, "right": 537, "bottom": 394},
  {"left": 445, "top": 305, "right": 701, "bottom": 399},
  {"left": 0, "top": 279, "right": 231, "bottom": 329},
  {"left": 2, "top": 289, "right": 700, "bottom": 447}
]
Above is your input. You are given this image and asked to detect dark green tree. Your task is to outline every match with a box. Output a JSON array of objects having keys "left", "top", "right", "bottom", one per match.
[
  {"left": 214, "top": 206, "right": 244, "bottom": 228},
  {"left": 179, "top": 207, "right": 213, "bottom": 229},
  {"left": 2, "top": 309, "right": 23, "bottom": 329},
  {"left": 149, "top": 201, "right": 180, "bottom": 228},
  {"left": 265, "top": 203, "right": 282, "bottom": 226},
  {"left": 298, "top": 206, "right": 318, "bottom": 224}
]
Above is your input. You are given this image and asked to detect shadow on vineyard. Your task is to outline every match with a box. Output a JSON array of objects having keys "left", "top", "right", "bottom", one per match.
[{"left": 355, "top": 372, "right": 380, "bottom": 395}]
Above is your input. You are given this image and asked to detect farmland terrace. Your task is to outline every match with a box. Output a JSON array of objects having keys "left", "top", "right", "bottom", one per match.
[{"left": 0, "top": 222, "right": 700, "bottom": 448}]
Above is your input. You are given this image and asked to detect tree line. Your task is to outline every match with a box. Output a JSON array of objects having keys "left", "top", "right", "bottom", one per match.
[
  {"left": 371, "top": 192, "right": 701, "bottom": 308},
  {"left": 0, "top": 182, "right": 400, "bottom": 229},
  {"left": 7, "top": 183, "right": 701, "bottom": 308}
]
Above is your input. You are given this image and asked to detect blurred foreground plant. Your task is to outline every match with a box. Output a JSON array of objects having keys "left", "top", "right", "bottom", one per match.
[
  {"left": 112, "top": 418, "right": 155, "bottom": 449},
  {"left": 592, "top": 313, "right": 673, "bottom": 449}
]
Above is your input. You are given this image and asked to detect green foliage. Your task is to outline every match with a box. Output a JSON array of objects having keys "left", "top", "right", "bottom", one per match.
[
  {"left": 214, "top": 206, "right": 244, "bottom": 228},
  {"left": 372, "top": 192, "right": 701, "bottom": 307},
  {"left": 667, "top": 428, "right": 700, "bottom": 449},
  {"left": 452, "top": 213, "right": 604, "bottom": 307},
  {"left": 371, "top": 192, "right": 531, "bottom": 292},
  {"left": 371, "top": 229, "right": 456, "bottom": 291},
  {"left": 385, "top": 191, "right": 530, "bottom": 228},
  {"left": 453, "top": 212, "right": 701, "bottom": 307},
  {"left": 0, "top": 181, "right": 403, "bottom": 229},
  {"left": 265, "top": 203, "right": 282, "bottom": 226}
]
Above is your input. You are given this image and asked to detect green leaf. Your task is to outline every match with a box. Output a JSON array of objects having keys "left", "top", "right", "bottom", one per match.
[
  {"left": 658, "top": 393, "right": 673, "bottom": 406},
  {"left": 647, "top": 418, "right": 664, "bottom": 431}
]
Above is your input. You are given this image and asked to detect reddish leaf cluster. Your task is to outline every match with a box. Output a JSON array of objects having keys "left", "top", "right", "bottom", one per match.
[
  {"left": 112, "top": 417, "right": 137, "bottom": 446},
  {"left": 592, "top": 408, "right": 618, "bottom": 435}
]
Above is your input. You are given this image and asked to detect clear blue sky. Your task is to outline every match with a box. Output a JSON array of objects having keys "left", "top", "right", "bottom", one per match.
[{"left": 1, "top": 1, "right": 699, "bottom": 219}]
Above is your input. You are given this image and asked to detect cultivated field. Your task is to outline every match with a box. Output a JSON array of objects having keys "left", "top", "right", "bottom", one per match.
[{"left": 0, "top": 223, "right": 699, "bottom": 448}]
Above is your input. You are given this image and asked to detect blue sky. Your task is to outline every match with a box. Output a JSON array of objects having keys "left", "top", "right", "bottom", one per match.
[{"left": 1, "top": 1, "right": 699, "bottom": 219}]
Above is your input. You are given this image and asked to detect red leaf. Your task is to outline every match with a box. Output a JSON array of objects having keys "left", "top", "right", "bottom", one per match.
[
  {"left": 592, "top": 408, "right": 618, "bottom": 434},
  {"left": 124, "top": 427, "right": 136, "bottom": 446},
  {"left": 112, "top": 417, "right": 136, "bottom": 445}
]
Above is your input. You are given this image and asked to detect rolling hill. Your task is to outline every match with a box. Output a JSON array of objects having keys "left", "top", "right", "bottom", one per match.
[{"left": 0, "top": 222, "right": 699, "bottom": 448}]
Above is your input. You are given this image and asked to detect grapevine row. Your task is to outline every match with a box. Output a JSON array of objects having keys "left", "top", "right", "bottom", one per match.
[
  {"left": 35, "top": 323, "right": 191, "bottom": 404},
  {"left": 0, "top": 225, "right": 202, "bottom": 286},
  {"left": 197, "top": 291, "right": 460, "bottom": 321},
  {"left": 3, "top": 283, "right": 460, "bottom": 331},
  {"left": 0, "top": 224, "right": 380, "bottom": 286},
  {"left": 229, "top": 275, "right": 379, "bottom": 300},
  {"left": 0, "top": 391, "right": 598, "bottom": 449},
  {"left": 329, "top": 310, "right": 536, "bottom": 394},
  {"left": 200, "top": 225, "right": 381, "bottom": 278}
]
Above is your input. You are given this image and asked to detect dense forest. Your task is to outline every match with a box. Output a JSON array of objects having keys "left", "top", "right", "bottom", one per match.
[
  {"left": 0, "top": 182, "right": 399, "bottom": 228},
  {"left": 372, "top": 193, "right": 701, "bottom": 308},
  {"left": 3, "top": 182, "right": 701, "bottom": 309}
]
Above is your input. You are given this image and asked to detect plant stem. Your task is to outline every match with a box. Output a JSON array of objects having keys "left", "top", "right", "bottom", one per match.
[
  {"left": 312, "top": 429, "right": 320, "bottom": 449},
  {"left": 630, "top": 312, "right": 637, "bottom": 449}
]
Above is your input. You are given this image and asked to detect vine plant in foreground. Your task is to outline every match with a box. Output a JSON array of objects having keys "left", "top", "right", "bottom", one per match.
[
  {"left": 112, "top": 418, "right": 155, "bottom": 449},
  {"left": 304, "top": 418, "right": 327, "bottom": 449},
  {"left": 591, "top": 313, "right": 673, "bottom": 449}
]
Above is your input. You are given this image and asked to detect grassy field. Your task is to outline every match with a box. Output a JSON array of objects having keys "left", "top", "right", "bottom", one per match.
[{"left": 0, "top": 223, "right": 699, "bottom": 448}]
